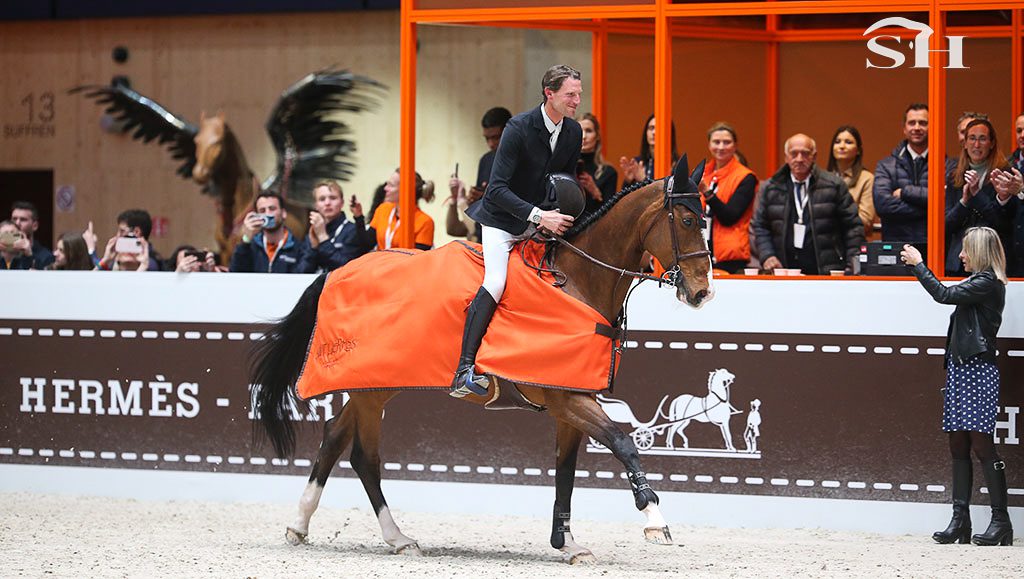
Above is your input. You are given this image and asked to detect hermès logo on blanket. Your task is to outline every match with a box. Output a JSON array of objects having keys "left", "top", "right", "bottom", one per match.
[{"left": 250, "top": 155, "right": 713, "bottom": 564}]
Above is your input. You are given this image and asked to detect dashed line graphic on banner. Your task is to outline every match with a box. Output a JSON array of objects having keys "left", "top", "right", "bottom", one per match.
[
  {"left": 6, "top": 325, "right": 1022, "bottom": 496},
  {"left": 8, "top": 446, "right": 1017, "bottom": 494},
  {"left": 7, "top": 324, "right": 1024, "bottom": 358}
]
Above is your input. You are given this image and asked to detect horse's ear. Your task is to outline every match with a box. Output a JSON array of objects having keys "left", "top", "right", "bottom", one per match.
[
  {"left": 671, "top": 153, "right": 689, "bottom": 186},
  {"left": 199, "top": 110, "right": 207, "bottom": 123},
  {"left": 216, "top": 110, "right": 226, "bottom": 122}
]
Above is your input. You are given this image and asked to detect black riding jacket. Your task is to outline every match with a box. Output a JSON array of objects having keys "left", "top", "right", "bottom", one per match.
[{"left": 911, "top": 263, "right": 1005, "bottom": 365}]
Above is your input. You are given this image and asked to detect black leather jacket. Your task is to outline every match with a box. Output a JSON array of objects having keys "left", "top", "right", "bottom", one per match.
[{"left": 911, "top": 263, "right": 1005, "bottom": 365}]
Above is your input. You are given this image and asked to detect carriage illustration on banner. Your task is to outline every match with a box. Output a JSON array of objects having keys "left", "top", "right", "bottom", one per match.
[{"left": 588, "top": 368, "right": 762, "bottom": 458}]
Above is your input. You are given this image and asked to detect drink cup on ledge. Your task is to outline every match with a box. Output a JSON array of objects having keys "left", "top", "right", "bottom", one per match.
[
  {"left": 830, "top": 270, "right": 845, "bottom": 277},
  {"left": 743, "top": 268, "right": 759, "bottom": 276}
]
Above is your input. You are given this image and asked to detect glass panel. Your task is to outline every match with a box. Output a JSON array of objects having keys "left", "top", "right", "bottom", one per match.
[
  {"left": 417, "top": 0, "right": 653, "bottom": 9},
  {"left": 415, "top": 24, "right": 593, "bottom": 246},
  {"left": 779, "top": 12, "right": 929, "bottom": 31},
  {"left": 944, "top": 36, "right": 1013, "bottom": 277},
  {"left": 778, "top": 39, "right": 933, "bottom": 272},
  {"left": 673, "top": 32, "right": 767, "bottom": 278},
  {"left": 946, "top": 10, "right": 1012, "bottom": 27},
  {"left": 604, "top": 31, "right": 654, "bottom": 190}
]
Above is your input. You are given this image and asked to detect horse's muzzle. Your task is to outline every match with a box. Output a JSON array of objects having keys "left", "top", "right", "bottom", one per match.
[{"left": 677, "top": 285, "right": 713, "bottom": 309}]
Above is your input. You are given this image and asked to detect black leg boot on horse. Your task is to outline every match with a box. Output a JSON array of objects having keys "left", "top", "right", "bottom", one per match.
[
  {"left": 933, "top": 458, "right": 972, "bottom": 544},
  {"left": 450, "top": 287, "right": 498, "bottom": 398},
  {"left": 972, "top": 459, "right": 1014, "bottom": 546}
]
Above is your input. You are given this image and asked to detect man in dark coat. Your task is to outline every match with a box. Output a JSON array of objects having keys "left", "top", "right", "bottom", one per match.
[
  {"left": 9, "top": 201, "right": 54, "bottom": 269},
  {"left": 751, "top": 133, "right": 864, "bottom": 275},
  {"left": 229, "top": 192, "right": 314, "bottom": 273},
  {"left": 451, "top": 64, "right": 582, "bottom": 397},
  {"left": 873, "top": 103, "right": 953, "bottom": 243}
]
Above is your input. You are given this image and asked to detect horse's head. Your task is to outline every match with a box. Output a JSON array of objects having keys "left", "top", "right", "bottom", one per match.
[
  {"left": 193, "top": 110, "right": 227, "bottom": 184},
  {"left": 641, "top": 154, "right": 714, "bottom": 308},
  {"left": 707, "top": 368, "right": 735, "bottom": 399}
]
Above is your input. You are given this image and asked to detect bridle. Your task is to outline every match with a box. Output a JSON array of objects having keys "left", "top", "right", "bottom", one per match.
[
  {"left": 533, "top": 174, "right": 710, "bottom": 290},
  {"left": 640, "top": 174, "right": 712, "bottom": 287}
]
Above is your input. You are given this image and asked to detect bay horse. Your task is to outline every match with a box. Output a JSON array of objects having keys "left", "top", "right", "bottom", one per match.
[{"left": 250, "top": 156, "right": 713, "bottom": 564}]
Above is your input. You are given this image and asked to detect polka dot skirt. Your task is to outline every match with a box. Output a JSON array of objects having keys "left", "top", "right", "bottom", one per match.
[{"left": 943, "top": 358, "right": 1000, "bottom": 434}]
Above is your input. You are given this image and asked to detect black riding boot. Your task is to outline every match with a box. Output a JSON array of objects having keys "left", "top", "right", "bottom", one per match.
[
  {"left": 450, "top": 287, "right": 498, "bottom": 398},
  {"left": 933, "top": 459, "right": 972, "bottom": 544},
  {"left": 972, "top": 459, "right": 1014, "bottom": 546}
]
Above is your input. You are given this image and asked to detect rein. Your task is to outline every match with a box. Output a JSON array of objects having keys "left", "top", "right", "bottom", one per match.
[
  {"left": 524, "top": 175, "right": 710, "bottom": 289},
  {"left": 519, "top": 176, "right": 711, "bottom": 392}
]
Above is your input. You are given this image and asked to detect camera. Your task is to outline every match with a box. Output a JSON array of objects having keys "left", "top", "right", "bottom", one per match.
[
  {"left": 184, "top": 250, "right": 207, "bottom": 261},
  {"left": 114, "top": 235, "right": 143, "bottom": 254},
  {"left": 0, "top": 230, "right": 22, "bottom": 248},
  {"left": 260, "top": 214, "right": 276, "bottom": 229}
]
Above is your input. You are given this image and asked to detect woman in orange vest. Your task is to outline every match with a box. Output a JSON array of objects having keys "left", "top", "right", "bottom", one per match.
[
  {"left": 699, "top": 122, "right": 758, "bottom": 273},
  {"left": 368, "top": 169, "right": 436, "bottom": 250}
]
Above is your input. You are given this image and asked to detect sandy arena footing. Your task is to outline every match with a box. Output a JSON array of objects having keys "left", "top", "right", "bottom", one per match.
[{"left": 0, "top": 492, "right": 1019, "bottom": 577}]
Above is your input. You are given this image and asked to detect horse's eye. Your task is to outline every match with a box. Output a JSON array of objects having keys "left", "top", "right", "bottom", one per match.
[{"left": 682, "top": 218, "right": 694, "bottom": 228}]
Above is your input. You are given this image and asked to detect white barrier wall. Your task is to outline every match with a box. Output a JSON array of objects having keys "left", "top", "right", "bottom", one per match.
[{"left": 1, "top": 271, "right": 1021, "bottom": 534}]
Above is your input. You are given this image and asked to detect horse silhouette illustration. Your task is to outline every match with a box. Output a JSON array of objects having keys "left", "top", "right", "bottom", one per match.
[{"left": 665, "top": 368, "right": 742, "bottom": 451}]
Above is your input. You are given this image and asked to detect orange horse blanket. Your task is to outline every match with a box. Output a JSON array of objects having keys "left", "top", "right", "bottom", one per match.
[{"left": 296, "top": 240, "right": 620, "bottom": 399}]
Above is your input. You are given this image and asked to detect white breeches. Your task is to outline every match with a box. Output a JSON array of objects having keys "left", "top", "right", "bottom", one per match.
[{"left": 481, "top": 225, "right": 534, "bottom": 301}]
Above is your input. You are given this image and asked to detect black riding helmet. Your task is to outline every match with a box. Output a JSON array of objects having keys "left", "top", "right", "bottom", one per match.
[{"left": 545, "top": 172, "right": 586, "bottom": 219}]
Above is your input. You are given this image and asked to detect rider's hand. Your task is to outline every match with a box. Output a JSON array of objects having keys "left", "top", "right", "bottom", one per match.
[{"left": 538, "top": 210, "right": 573, "bottom": 236}]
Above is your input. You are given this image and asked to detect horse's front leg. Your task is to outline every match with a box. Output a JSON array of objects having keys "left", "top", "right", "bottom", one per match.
[
  {"left": 546, "top": 393, "right": 672, "bottom": 545},
  {"left": 552, "top": 419, "right": 596, "bottom": 564}
]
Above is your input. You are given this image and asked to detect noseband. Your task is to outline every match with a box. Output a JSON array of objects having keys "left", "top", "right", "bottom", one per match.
[{"left": 638, "top": 175, "right": 711, "bottom": 287}]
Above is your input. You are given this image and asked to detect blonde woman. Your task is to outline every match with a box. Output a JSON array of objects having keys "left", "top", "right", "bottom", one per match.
[{"left": 901, "top": 227, "right": 1011, "bottom": 547}]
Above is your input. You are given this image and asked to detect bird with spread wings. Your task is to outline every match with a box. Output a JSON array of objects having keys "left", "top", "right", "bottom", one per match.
[{"left": 71, "top": 69, "right": 384, "bottom": 263}]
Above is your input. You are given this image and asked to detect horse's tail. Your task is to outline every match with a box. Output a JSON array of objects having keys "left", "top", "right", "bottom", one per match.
[{"left": 250, "top": 273, "right": 327, "bottom": 458}]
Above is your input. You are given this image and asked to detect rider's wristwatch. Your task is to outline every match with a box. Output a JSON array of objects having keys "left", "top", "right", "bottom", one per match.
[{"left": 529, "top": 209, "right": 542, "bottom": 226}]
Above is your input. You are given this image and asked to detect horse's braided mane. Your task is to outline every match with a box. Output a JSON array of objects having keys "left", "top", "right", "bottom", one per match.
[{"left": 564, "top": 178, "right": 654, "bottom": 240}]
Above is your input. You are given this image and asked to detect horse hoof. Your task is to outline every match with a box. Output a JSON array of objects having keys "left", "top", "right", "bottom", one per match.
[
  {"left": 394, "top": 542, "right": 422, "bottom": 556},
  {"left": 285, "top": 527, "right": 308, "bottom": 546},
  {"left": 570, "top": 551, "right": 596, "bottom": 565},
  {"left": 644, "top": 526, "right": 673, "bottom": 545}
]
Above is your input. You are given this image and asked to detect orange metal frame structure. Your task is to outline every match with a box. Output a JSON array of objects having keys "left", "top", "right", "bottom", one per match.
[{"left": 397, "top": 1, "right": 1024, "bottom": 279}]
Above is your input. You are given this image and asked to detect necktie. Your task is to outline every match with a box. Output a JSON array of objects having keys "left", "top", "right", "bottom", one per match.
[{"left": 795, "top": 181, "right": 804, "bottom": 206}]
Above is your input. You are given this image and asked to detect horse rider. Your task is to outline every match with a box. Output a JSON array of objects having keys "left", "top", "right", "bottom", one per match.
[{"left": 451, "top": 64, "right": 584, "bottom": 398}]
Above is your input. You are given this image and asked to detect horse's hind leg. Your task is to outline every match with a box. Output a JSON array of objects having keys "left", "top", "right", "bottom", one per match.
[
  {"left": 286, "top": 399, "right": 357, "bottom": 545},
  {"left": 349, "top": 392, "right": 421, "bottom": 555},
  {"left": 546, "top": 393, "right": 672, "bottom": 545},
  {"left": 551, "top": 420, "right": 596, "bottom": 565}
]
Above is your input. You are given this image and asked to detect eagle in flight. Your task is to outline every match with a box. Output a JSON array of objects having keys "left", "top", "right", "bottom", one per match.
[{"left": 72, "top": 68, "right": 384, "bottom": 261}]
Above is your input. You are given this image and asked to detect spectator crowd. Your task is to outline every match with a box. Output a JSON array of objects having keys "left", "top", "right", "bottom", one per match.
[{"left": 4, "top": 103, "right": 1024, "bottom": 279}]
